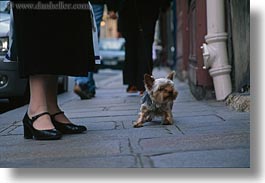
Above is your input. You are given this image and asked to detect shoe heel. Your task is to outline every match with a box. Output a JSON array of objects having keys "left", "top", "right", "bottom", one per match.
[{"left": 23, "top": 123, "right": 33, "bottom": 139}]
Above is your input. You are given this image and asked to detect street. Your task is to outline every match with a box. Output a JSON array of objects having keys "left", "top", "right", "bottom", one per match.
[{"left": 0, "top": 67, "right": 250, "bottom": 168}]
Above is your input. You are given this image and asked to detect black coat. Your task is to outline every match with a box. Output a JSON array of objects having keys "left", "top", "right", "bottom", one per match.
[
  {"left": 118, "top": 0, "right": 169, "bottom": 33},
  {"left": 12, "top": 0, "right": 95, "bottom": 77}
]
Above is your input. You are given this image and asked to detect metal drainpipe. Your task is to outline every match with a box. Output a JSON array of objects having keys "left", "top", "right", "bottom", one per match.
[{"left": 201, "top": 0, "right": 232, "bottom": 101}]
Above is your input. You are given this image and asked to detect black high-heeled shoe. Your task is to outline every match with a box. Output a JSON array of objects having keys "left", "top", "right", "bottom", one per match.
[
  {"left": 23, "top": 112, "right": 62, "bottom": 140},
  {"left": 51, "top": 111, "right": 87, "bottom": 134}
]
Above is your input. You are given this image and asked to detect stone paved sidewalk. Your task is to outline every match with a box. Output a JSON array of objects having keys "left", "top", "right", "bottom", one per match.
[{"left": 0, "top": 68, "right": 250, "bottom": 168}]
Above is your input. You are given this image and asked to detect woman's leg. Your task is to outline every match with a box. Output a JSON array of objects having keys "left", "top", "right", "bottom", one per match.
[
  {"left": 45, "top": 75, "right": 87, "bottom": 134},
  {"left": 27, "top": 75, "right": 54, "bottom": 130},
  {"left": 46, "top": 75, "right": 72, "bottom": 124}
]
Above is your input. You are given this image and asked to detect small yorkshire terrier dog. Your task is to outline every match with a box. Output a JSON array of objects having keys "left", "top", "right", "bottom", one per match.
[{"left": 133, "top": 71, "right": 178, "bottom": 128}]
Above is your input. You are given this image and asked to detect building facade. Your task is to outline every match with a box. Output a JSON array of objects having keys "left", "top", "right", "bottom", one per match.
[{"left": 168, "top": 0, "right": 250, "bottom": 100}]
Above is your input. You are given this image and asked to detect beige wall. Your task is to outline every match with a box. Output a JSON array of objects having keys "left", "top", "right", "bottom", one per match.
[{"left": 100, "top": 6, "right": 118, "bottom": 39}]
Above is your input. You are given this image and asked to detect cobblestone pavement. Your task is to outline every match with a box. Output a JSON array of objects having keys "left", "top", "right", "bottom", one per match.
[{"left": 0, "top": 68, "right": 250, "bottom": 168}]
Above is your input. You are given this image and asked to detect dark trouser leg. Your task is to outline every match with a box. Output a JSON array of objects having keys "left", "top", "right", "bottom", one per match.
[{"left": 123, "top": 32, "right": 138, "bottom": 86}]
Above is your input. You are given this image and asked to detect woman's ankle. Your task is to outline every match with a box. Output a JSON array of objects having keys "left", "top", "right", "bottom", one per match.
[{"left": 27, "top": 105, "right": 49, "bottom": 118}]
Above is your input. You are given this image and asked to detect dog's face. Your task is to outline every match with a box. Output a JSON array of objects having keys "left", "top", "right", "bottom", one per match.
[{"left": 144, "top": 72, "right": 178, "bottom": 104}]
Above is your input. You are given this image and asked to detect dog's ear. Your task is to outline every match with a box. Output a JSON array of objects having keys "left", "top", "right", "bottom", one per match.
[
  {"left": 144, "top": 74, "right": 155, "bottom": 90},
  {"left": 167, "top": 71, "right": 175, "bottom": 81}
]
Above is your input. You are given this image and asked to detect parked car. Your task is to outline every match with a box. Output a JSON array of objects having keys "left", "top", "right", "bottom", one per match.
[
  {"left": 0, "top": 1, "right": 68, "bottom": 104},
  {"left": 98, "top": 38, "right": 125, "bottom": 70}
]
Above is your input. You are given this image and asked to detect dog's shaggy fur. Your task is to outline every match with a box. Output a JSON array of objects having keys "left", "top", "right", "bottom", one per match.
[{"left": 133, "top": 72, "right": 178, "bottom": 128}]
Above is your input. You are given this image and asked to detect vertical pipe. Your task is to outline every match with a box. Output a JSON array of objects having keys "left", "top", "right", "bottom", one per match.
[
  {"left": 202, "top": 0, "right": 232, "bottom": 101},
  {"left": 207, "top": 0, "right": 225, "bottom": 34}
]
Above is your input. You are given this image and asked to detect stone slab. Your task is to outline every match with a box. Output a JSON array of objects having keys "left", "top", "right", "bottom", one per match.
[{"left": 150, "top": 148, "right": 250, "bottom": 168}]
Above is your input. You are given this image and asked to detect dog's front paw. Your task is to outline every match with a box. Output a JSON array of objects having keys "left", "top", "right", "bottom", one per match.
[
  {"left": 145, "top": 115, "right": 153, "bottom": 122},
  {"left": 162, "top": 119, "right": 173, "bottom": 125},
  {"left": 162, "top": 112, "right": 173, "bottom": 125},
  {"left": 133, "top": 122, "right": 144, "bottom": 128}
]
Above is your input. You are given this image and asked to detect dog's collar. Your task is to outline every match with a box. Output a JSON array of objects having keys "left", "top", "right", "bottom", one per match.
[
  {"left": 141, "top": 91, "right": 153, "bottom": 106},
  {"left": 141, "top": 92, "right": 162, "bottom": 109}
]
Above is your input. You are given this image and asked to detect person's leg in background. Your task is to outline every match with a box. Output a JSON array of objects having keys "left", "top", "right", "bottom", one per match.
[
  {"left": 74, "top": 3, "right": 104, "bottom": 100},
  {"left": 136, "top": 20, "right": 156, "bottom": 94},
  {"left": 123, "top": 31, "right": 138, "bottom": 93}
]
